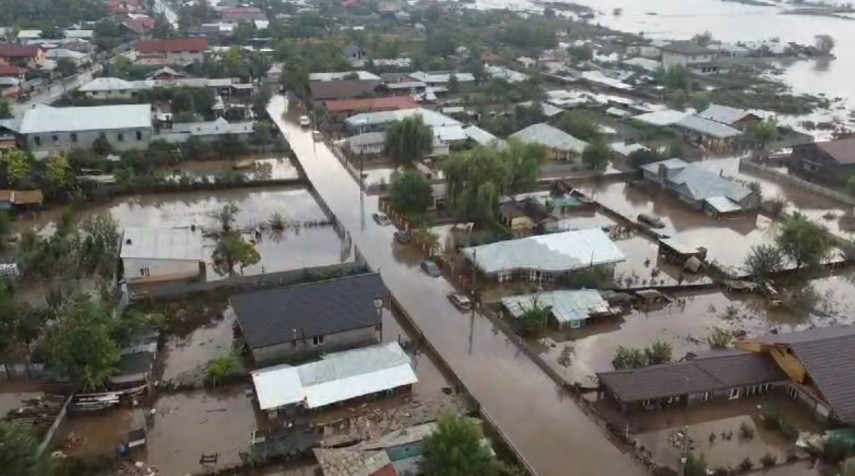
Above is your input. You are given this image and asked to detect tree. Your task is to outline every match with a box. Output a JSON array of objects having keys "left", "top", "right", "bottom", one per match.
[
  {"left": 0, "top": 421, "right": 47, "bottom": 476},
  {"left": 684, "top": 453, "right": 708, "bottom": 476},
  {"left": 556, "top": 112, "right": 600, "bottom": 141},
  {"left": 44, "top": 155, "right": 74, "bottom": 193},
  {"left": 3, "top": 150, "right": 34, "bottom": 185},
  {"left": 442, "top": 145, "right": 510, "bottom": 223},
  {"left": 517, "top": 297, "right": 550, "bottom": 337},
  {"left": 691, "top": 31, "right": 713, "bottom": 46},
  {"left": 753, "top": 119, "right": 778, "bottom": 149},
  {"left": 0, "top": 212, "right": 11, "bottom": 251},
  {"left": 567, "top": 45, "right": 593, "bottom": 63},
  {"left": 776, "top": 212, "right": 831, "bottom": 268},
  {"left": 208, "top": 201, "right": 240, "bottom": 234},
  {"left": 79, "top": 213, "right": 121, "bottom": 277},
  {"left": 582, "top": 136, "right": 611, "bottom": 171},
  {"left": 385, "top": 116, "right": 434, "bottom": 164},
  {"left": 57, "top": 58, "right": 77, "bottom": 77},
  {"left": 389, "top": 169, "right": 433, "bottom": 216},
  {"left": 815, "top": 34, "right": 835, "bottom": 55},
  {"left": 213, "top": 231, "right": 260, "bottom": 275},
  {"left": 644, "top": 340, "right": 672, "bottom": 365},
  {"left": 205, "top": 352, "right": 242, "bottom": 386},
  {"left": 612, "top": 346, "right": 647, "bottom": 369},
  {"left": 422, "top": 416, "right": 497, "bottom": 476},
  {"left": 659, "top": 65, "right": 689, "bottom": 91},
  {"left": 92, "top": 135, "right": 113, "bottom": 155},
  {"left": 0, "top": 99, "right": 11, "bottom": 119},
  {"left": 502, "top": 139, "right": 545, "bottom": 192},
  {"left": 44, "top": 296, "right": 120, "bottom": 391},
  {"left": 708, "top": 327, "right": 732, "bottom": 349},
  {"left": 448, "top": 73, "right": 459, "bottom": 93},
  {"left": 744, "top": 244, "right": 785, "bottom": 281},
  {"left": 627, "top": 148, "right": 662, "bottom": 168}
]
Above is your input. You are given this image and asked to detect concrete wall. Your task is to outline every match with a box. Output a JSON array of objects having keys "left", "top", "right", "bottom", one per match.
[
  {"left": 662, "top": 51, "right": 712, "bottom": 69},
  {"left": 123, "top": 257, "right": 201, "bottom": 283},
  {"left": 26, "top": 126, "right": 152, "bottom": 154},
  {"left": 252, "top": 325, "right": 380, "bottom": 363},
  {"left": 740, "top": 158, "right": 855, "bottom": 207},
  {"left": 83, "top": 89, "right": 137, "bottom": 100}
]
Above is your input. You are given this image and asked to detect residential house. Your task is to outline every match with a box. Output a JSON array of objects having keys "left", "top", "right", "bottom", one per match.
[
  {"left": 108, "top": 0, "right": 143, "bottom": 15},
  {"left": 221, "top": 7, "right": 267, "bottom": 22},
  {"left": 509, "top": 123, "right": 588, "bottom": 162},
  {"left": 640, "top": 158, "right": 760, "bottom": 215},
  {"left": 660, "top": 41, "right": 725, "bottom": 75},
  {"left": 147, "top": 66, "right": 186, "bottom": 80},
  {"left": 231, "top": 273, "right": 388, "bottom": 364},
  {"left": 135, "top": 38, "right": 209, "bottom": 65},
  {"left": 344, "top": 43, "right": 368, "bottom": 66},
  {"left": 313, "top": 448, "right": 397, "bottom": 476},
  {"left": 79, "top": 77, "right": 144, "bottom": 100},
  {"left": 112, "top": 333, "right": 159, "bottom": 389},
  {"left": 461, "top": 228, "right": 626, "bottom": 284},
  {"left": 324, "top": 96, "right": 418, "bottom": 122},
  {"left": 0, "top": 119, "right": 18, "bottom": 150},
  {"left": 45, "top": 48, "right": 90, "bottom": 66},
  {"left": 251, "top": 342, "right": 417, "bottom": 417},
  {"left": 344, "top": 108, "right": 465, "bottom": 156},
  {"left": 697, "top": 104, "right": 762, "bottom": 131},
  {"left": 265, "top": 63, "right": 282, "bottom": 84},
  {"left": 502, "top": 290, "right": 618, "bottom": 329},
  {"left": 120, "top": 16, "right": 157, "bottom": 37},
  {"left": 463, "top": 125, "right": 504, "bottom": 148},
  {"left": 710, "top": 41, "right": 750, "bottom": 58},
  {"left": 0, "top": 65, "right": 27, "bottom": 81},
  {"left": 0, "top": 45, "right": 45, "bottom": 68},
  {"left": 309, "top": 79, "right": 384, "bottom": 101},
  {"left": 497, "top": 196, "right": 552, "bottom": 236},
  {"left": 120, "top": 227, "right": 207, "bottom": 285},
  {"left": 16, "top": 30, "right": 42, "bottom": 42},
  {"left": 385, "top": 80, "right": 426, "bottom": 97},
  {"left": 408, "top": 71, "right": 475, "bottom": 89},
  {"left": 155, "top": 117, "right": 254, "bottom": 143},
  {"left": 791, "top": 138, "right": 855, "bottom": 184},
  {"left": 63, "top": 30, "right": 95, "bottom": 41},
  {"left": 347, "top": 132, "right": 387, "bottom": 157},
  {"left": 633, "top": 110, "right": 742, "bottom": 147},
  {"left": 19, "top": 104, "right": 154, "bottom": 154},
  {"left": 0, "top": 190, "right": 44, "bottom": 210},
  {"left": 309, "top": 71, "right": 381, "bottom": 82},
  {"left": 485, "top": 65, "right": 530, "bottom": 84}
]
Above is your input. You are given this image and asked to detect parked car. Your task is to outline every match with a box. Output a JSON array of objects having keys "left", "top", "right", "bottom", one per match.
[
  {"left": 394, "top": 230, "right": 412, "bottom": 244},
  {"left": 420, "top": 260, "right": 442, "bottom": 277},
  {"left": 637, "top": 212, "right": 665, "bottom": 228},
  {"left": 447, "top": 292, "right": 472, "bottom": 310},
  {"left": 372, "top": 212, "right": 391, "bottom": 226},
  {"left": 312, "top": 130, "right": 323, "bottom": 141},
  {"left": 298, "top": 115, "right": 311, "bottom": 127}
]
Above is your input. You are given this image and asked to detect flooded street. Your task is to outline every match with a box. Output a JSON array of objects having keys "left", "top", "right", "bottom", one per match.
[
  {"left": 269, "top": 96, "right": 648, "bottom": 476},
  {"left": 17, "top": 186, "right": 352, "bottom": 279}
]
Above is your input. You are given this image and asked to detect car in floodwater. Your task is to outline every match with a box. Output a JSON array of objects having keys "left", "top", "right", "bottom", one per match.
[
  {"left": 312, "top": 130, "right": 323, "bottom": 141},
  {"left": 637, "top": 212, "right": 665, "bottom": 228},
  {"left": 298, "top": 115, "right": 311, "bottom": 127},
  {"left": 394, "top": 230, "right": 411, "bottom": 244},
  {"left": 447, "top": 292, "right": 472, "bottom": 310},
  {"left": 372, "top": 212, "right": 391, "bottom": 226},
  {"left": 420, "top": 260, "right": 442, "bottom": 277}
]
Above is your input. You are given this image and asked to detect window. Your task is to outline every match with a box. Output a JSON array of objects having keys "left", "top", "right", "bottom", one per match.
[
  {"left": 312, "top": 335, "right": 325, "bottom": 346},
  {"left": 33, "top": 136, "right": 41, "bottom": 146},
  {"left": 139, "top": 267, "right": 150, "bottom": 277},
  {"left": 136, "top": 131, "right": 143, "bottom": 141},
  {"left": 71, "top": 133, "right": 78, "bottom": 143},
  {"left": 51, "top": 135, "right": 59, "bottom": 143},
  {"left": 117, "top": 133, "right": 124, "bottom": 142},
  {"left": 729, "top": 387, "right": 741, "bottom": 400}
]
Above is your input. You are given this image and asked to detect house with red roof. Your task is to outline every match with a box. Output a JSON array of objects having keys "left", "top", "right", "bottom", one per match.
[
  {"left": 121, "top": 16, "right": 157, "bottom": 37},
  {"left": 0, "top": 65, "right": 28, "bottom": 79},
  {"left": 221, "top": 7, "right": 268, "bottom": 23},
  {"left": 108, "top": 0, "right": 144, "bottom": 15},
  {"left": 324, "top": 96, "right": 418, "bottom": 123},
  {"left": 0, "top": 45, "right": 45, "bottom": 69},
  {"left": 135, "top": 38, "right": 209, "bottom": 65}
]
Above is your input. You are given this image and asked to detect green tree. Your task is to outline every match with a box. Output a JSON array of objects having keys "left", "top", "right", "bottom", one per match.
[
  {"left": 422, "top": 416, "right": 496, "bottom": 476},
  {"left": 0, "top": 212, "right": 11, "bottom": 251},
  {"left": 743, "top": 244, "right": 785, "bottom": 281},
  {"left": 3, "top": 150, "right": 34, "bottom": 185},
  {"left": 776, "top": 212, "right": 831, "bottom": 268},
  {"left": 659, "top": 66, "right": 689, "bottom": 91},
  {"left": 708, "top": 327, "right": 732, "bottom": 349},
  {"left": 442, "top": 145, "right": 509, "bottom": 223},
  {"left": 92, "top": 135, "right": 113, "bottom": 155},
  {"left": 517, "top": 299, "right": 550, "bottom": 337},
  {"left": 753, "top": 119, "right": 778, "bottom": 149},
  {"left": 79, "top": 213, "right": 121, "bottom": 277},
  {"left": 567, "top": 45, "right": 593, "bottom": 62},
  {"left": 389, "top": 169, "right": 433, "bottom": 216},
  {"left": 44, "top": 154, "right": 74, "bottom": 192},
  {"left": 644, "top": 340, "right": 673, "bottom": 365},
  {"left": 0, "top": 99, "right": 11, "bottom": 119},
  {"left": 208, "top": 201, "right": 240, "bottom": 234},
  {"left": 205, "top": 352, "right": 242, "bottom": 386},
  {"left": 684, "top": 453, "right": 708, "bottom": 476},
  {"left": 691, "top": 31, "right": 713, "bottom": 46},
  {"left": 502, "top": 139, "right": 545, "bottom": 192},
  {"left": 556, "top": 112, "right": 600, "bottom": 141},
  {"left": 582, "top": 136, "right": 611, "bottom": 171},
  {"left": 213, "top": 231, "right": 260, "bottom": 275},
  {"left": 627, "top": 148, "right": 662, "bottom": 168},
  {"left": 0, "top": 421, "right": 47, "bottom": 476},
  {"left": 57, "top": 58, "right": 77, "bottom": 77},
  {"left": 815, "top": 34, "right": 835, "bottom": 55},
  {"left": 612, "top": 346, "right": 647, "bottom": 369},
  {"left": 385, "top": 116, "right": 434, "bottom": 164},
  {"left": 45, "top": 296, "right": 120, "bottom": 391}
]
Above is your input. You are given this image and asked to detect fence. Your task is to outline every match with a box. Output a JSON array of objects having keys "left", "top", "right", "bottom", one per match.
[
  {"left": 36, "top": 394, "right": 73, "bottom": 457},
  {"left": 0, "top": 362, "right": 48, "bottom": 380},
  {"left": 739, "top": 158, "right": 855, "bottom": 207}
]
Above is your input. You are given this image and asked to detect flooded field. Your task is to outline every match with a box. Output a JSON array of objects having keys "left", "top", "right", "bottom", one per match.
[
  {"left": 160, "top": 304, "right": 235, "bottom": 384},
  {"left": 0, "top": 381, "right": 45, "bottom": 416},
  {"left": 612, "top": 235, "right": 713, "bottom": 288},
  {"left": 576, "top": 180, "right": 783, "bottom": 270},
  {"left": 163, "top": 156, "right": 300, "bottom": 182},
  {"left": 628, "top": 394, "right": 821, "bottom": 470},
  {"left": 18, "top": 186, "right": 352, "bottom": 279},
  {"left": 59, "top": 409, "right": 137, "bottom": 457},
  {"left": 360, "top": 165, "right": 396, "bottom": 187}
]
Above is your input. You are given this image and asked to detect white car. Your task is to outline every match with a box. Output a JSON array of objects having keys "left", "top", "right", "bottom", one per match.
[
  {"left": 312, "top": 130, "right": 323, "bottom": 142},
  {"left": 298, "top": 115, "right": 311, "bottom": 127}
]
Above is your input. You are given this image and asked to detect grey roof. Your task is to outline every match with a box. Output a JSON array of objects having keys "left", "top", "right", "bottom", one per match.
[
  {"left": 598, "top": 350, "right": 786, "bottom": 403},
  {"left": 19, "top": 104, "right": 152, "bottom": 134},
  {"left": 697, "top": 104, "right": 756, "bottom": 125},
  {"left": 509, "top": 123, "right": 588, "bottom": 153},
  {"left": 308, "top": 71, "right": 381, "bottom": 82},
  {"left": 348, "top": 131, "right": 386, "bottom": 147},
  {"left": 676, "top": 115, "right": 742, "bottom": 139},
  {"left": 463, "top": 125, "right": 503, "bottom": 147},
  {"left": 231, "top": 273, "right": 387, "bottom": 349},
  {"left": 661, "top": 41, "right": 713, "bottom": 56},
  {"left": 157, "top": 118, "right": 254, "bottom": 143},
  {"left": 754, "top": 326, "right": 855, "bottom": 424},
  {"left": 642, "top": 158, "right": 753, "bottom": 204},
  {"left": 309, "top": 79, "right": 382, "bottom": 100},
  {"left": 408, "top": 70, "right": 475, "bottom": 84},
  {"left": 345, "top": 108, "right": 460, "bottom": 129},
  {"left": 502, "top": 290, "right": 609, "bottom": 325},
  {"left": 120, "top": 227, "right": 206, "bottom": 261}
]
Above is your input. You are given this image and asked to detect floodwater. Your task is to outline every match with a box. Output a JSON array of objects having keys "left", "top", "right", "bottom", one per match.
[
  {"left": 59, "top": 409, "right": 136, "bottom": 457},
  {"left": 0, "top": 380, "right": 45, "bottom": 416},
  {"left": 160, "top": 305, "right": 235, "bottom": 384},
  {"left": 576, "top": 180, "right": 780, "bottom": 270},
  {"left": 269, "top": 96, "right": 648, "bottom": 476},
  {"left": 163, "top": 156, "right": 300, "bottom": 182},
  {"left": 630, "top": 394, "right": 821, "bottom": 470},
  {"left": 17, "top": 186, "right": 351, "bottom": 279}
]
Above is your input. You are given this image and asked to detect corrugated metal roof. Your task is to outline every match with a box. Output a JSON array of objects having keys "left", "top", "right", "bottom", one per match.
[
  {"left": 348, "top": 132, "right": 386, "bottom": 147},
  {"left": 463, "top": 125, "right": 503, "bottom": 147},
  {"left": 704, "top": 196, "right": 742, "bottom": 213},
  {"left": 119, "top": 227, "right": 206, "bottom": 261},
  {"left": 345, "top": 108, "right": 460, "bottom": 129},
  {"left": 642, "top": 158, "right": 752, "bottom": 204},
  {"left": 309, "top": 71, "right": 381, "bottom": 82},
  {"left": 610, "top": 142, "right": 649, "bottom": 157},
  {"left": 251, "top": 342, "right": 417, "bottom": 410},
  {"left": 676, "top": 115, "right": 742, "bottom": 139},
  {"left": 633, "top": 109, "right": 688, "bottom": 126},
  {"left": 408, "top": 71, "right": 475, "bottom": 83},
  {"left": 509, "top": 123, "right": 587, "bottom": 153},
  {"left": 502, "top": 290, "right": 609, "bottom": 325},
  {"left": 697, "top": 104, "right": 754, "bottom": 125},
  {"left": 19, "top": 104, "right": 152, "bottom": 134},
  {"left": 462, "top": 228, "right": 626, "bottom": 275}
]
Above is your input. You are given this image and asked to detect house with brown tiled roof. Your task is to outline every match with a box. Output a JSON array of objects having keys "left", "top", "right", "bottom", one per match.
[
  {"left": 221, "top": 7, "right": 267, "bottom": 23},
  {"left": 0, "top": 45, "right": 45, "bottom": 68},
  {"left": 135, "top": 38, "right": 209, "bottom": 65}
]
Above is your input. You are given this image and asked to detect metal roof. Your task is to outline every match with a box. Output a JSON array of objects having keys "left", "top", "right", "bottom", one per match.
[
  {"left": 463, "top": 125, "right": 503, "bottom": 147},
  {"left": 502, "top": 290, "right": 609, "bottom": 325},
  {"left": 509, "top": 123, "right": 587, "bottom": 153},
  {"left": 345, "top": 108, "right": 460, "bottom": 129},
  {"left": 19, "top": 104, "right": 152, "bottom": 134},
  {"left": 251, "top": 342, "right": 417, "bottom": 410},
  {"left": 462, "top": 228, "right": 626, "bottom": 275},
  {"left": 348, "top": 131, "right": 386, "bottom": 147},
  {"left": 485, "top": 65, "right": 530, "bottom": 83},
  {"left": 79, "top": 77, "right": 136, "bottom": 92},
  {"left": 610, "top": 142, "right": 649, "bottom": 157},
  {"left": 697, "top": 104, "right": 755, "bottom": 125},
  {"left": 660, "top": 41, "right": 714, "bottom": 56},
  {"left": 633, "top": 109, "right": 688, "bottom": 126},
  {"left": 119, "top": 227, "right": 206, "bottom": 261},
  {"left": 642, "top": 158, "right": 753, "bottom": 204},
  {"left": 408, "top": 70, "right": 475, "bottom": 83},
  {"left": 704, "top": 196, "right": 742, "bottom": 214},
  {"left": 598, "top": 350, "right": 786, "bottom": 403},
  {"left": 676, "top": 115, "right": 742, "bottom": 139},
  {"left": 231, "top": 273, "right": 387, "bottom": 349},
  {"left": 309, "top": 71, "right": 381, "bottom": 82},
  {"left": 313, "top": 448, "right": 393, "bottom": 476}
]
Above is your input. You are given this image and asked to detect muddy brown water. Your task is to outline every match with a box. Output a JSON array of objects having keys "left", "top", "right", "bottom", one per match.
[
  {"left": 269, "top": 96, "right": 648, "bottom": 476},
  {"left": 15, "top": 186, "right": 351, "bottom": 280}
]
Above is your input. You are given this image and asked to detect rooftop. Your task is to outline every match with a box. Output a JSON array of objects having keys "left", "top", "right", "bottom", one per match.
[
  {"left": 313, "top": 448, "right": 396, "bottom": 476},
  {"left": 697, "top": 104, "right": 757, "bottom": 125},
  {"left": 19, "top": 104, "right": 152, "bottom": 134},
  {"left": 136, "top": 38, "right": 209, "bottom": 53},
  {"left": 309, "top": 71, "right": 381, "bottom": 82},
  {"left": 119, "top": 227, "right": 206, "bottom": 261},
  {"left": 309, "top": 79, "right": 382, "bottom": 100},
  {"left": 633, "top": 109, "right": 689, "bottom": 127},
  {"left": 251, "top": 342, "right": 416, "bottom": 410},
  {"left": 408, "top": 70, "right": 475, "bottom": 84},
  {"left": 502, "top": 290, "right": 610, "bottom": 325},
  {"left": 462, "top": 228, "right": 626, "bottom": 275},
  {"left": 231, "top": 273, "right": 387, "bottom": 349},
  {"left": 660, "top": 41, "right": 714, "bottom": 56},
  {"left": 811, "top": 138, "right": 855, "bottom": 165},
  {"left": 642, "top": 158, "right": 753, "bottom": 204},
  {"left": 0, "top": 44, "right": 42, "bottom": 58},
  {"left": 345, "top": 108, "right": 460, "bottom": 129},
  {"left": 509, "top": 123, "right": 588, "bottom": 153},
  {"left": 675, "top": 115, "right": 742, "bottom": 139},
  {"left": 325, "top": 96, "right": 418, "bottom": 113},
  {"left": 463, "top": 125, "right": 504, "bottom": 147}
]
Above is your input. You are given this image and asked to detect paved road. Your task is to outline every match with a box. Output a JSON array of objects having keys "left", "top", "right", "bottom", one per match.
[
  {"left": 268, "top": 96, "right": 648, "bottom": 476},
  {"left": 11, "top": 65, "right": 103, "bottom": 116}
]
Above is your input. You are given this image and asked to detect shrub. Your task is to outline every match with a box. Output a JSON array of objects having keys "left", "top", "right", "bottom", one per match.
[
  {"left": 738, "top": 457, "right": 753, "bottom": 472},
  {"left": 204, "top": 352, "right": 242, "bottom": 386},
  {"left": 760, "top": 453, "right": 777, "bottom": 468},
  {"left": 739, "top": 421, "right": 755, "bottom": 440}
]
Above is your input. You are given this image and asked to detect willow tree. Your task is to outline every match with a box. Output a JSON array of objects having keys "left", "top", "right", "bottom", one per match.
[{"left": 385, "top": 115, "right": 434, "bottom": 164}]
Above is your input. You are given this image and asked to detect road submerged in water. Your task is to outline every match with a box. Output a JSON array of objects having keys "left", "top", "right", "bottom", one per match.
[{"left": 267, "top": 95, "right": 647, "bottom": 476}]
